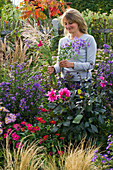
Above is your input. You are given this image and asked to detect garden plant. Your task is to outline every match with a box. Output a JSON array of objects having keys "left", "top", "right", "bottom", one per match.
[{"left": 0, "top": 0, "right": 113, "bottom": 169}]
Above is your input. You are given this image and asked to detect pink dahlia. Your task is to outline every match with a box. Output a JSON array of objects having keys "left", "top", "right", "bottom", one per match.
[
  {"left": 47, "top": 89, "right": 57, "bottom": 102},
  {"left": 58, "top": 88, "right": 70, "bottom": 100}
]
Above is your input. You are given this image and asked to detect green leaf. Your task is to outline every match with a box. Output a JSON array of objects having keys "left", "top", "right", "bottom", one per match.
[
  {"left": 48, "top": 103, "right": 57, "bottom": 109},
  {"left": 98, "top": 115, "right": 104, "bottom": 124},
  {"left": 67, "top": 116, "right": 73, "bottom": 120},
  {"left": 73, "top": 115, "right": 83, "bottom": 124},
  {"left": 91, "top": 124, "right": 98, "bottom": 133},
  {"left": 63, "top": 121, "right": 70, "bottom": 127},
  {"left": 85, "top": 122, "right": 89, "bottom": 128},
  {"left": 51, "top": 73, "right": 57, "bottom": 83}
]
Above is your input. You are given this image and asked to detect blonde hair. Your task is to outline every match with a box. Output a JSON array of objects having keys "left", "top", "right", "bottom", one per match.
[{"left": 61, "top": 8, "right": 87, "bottom": 36}]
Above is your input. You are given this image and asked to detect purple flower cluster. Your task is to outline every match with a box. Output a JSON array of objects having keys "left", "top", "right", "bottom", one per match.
[
  {"left": 0, "top": 106, "right": 16, "bottom": 135},
  {"left": 92, "top": 135, "right": 113, "bottom": 169},
  {"left": 0, "top": 62, "right": 46, "bottom": 122},
  {"left": 59, "top": 37, "right": 88, "bottom": 61}
]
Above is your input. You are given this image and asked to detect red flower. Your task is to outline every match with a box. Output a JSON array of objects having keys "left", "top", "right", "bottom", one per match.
[
  {"left": 21, "top": 127, "right": 25, "bottom": 132},
  {"left": 55, "top": 133, "right": 60, "bottom": 136},
  {"left": 37, "top": 41, "right": 43, "bottom": 47},
  {"left": 21, "top": 121, "right": 26, "bottom": 125},
  {"left": 50, "top": 120, "right": 55, "bottom": 124},
  {"left": 59, "top": 137, "right": 64, "bottom": 140},
  {"left": 16, "top": 6, "right": 19, "bottom": 10},
  {"left": 26, "top": 123, "right": 33, "bottom": 131},
  {"left": 34, "top": 126, "right": 40, "bottom": 131},
  {"left": 39, "top": 119, "right": 46, "bottom": 124},
  {"left": 43, "top": 135, "right": 48, "bottom": 141},
  {"left": 36, "top": 117, "right": 42, "bottom": 121}
]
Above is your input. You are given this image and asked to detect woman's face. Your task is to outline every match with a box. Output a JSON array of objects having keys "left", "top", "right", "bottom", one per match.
[{"left": 63, "top": 18, "right": 79, "bottom": 34}]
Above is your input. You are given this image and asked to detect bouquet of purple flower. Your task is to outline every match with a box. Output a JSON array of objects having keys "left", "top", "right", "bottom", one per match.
[{"left": 59, "top": 37, "right": 88, "bottom": 62}]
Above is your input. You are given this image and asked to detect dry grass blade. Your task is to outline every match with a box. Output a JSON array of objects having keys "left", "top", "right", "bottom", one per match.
[
  {"left": 2, "top": 135, "right": 46, "bottom": 170},
  {"left": 42, "top": 138, "right": 99, "bottom": 170}
]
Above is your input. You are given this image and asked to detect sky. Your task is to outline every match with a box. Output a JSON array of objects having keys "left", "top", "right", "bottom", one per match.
[{"left": 11, "top": 0, "right": 24, "bottom": 6}]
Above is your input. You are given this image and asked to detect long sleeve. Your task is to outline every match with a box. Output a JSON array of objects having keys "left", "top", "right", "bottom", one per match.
[
  {"left": 73, "top": 36, "right": 97, "bottom": 71},
  {"left": 54, "top": 34, "right": 97, "bottom": 81}
]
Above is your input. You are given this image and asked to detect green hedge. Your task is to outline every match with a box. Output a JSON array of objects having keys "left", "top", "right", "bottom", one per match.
[{"left": 65, "top": 0, "right": 113, "bottom": 14}]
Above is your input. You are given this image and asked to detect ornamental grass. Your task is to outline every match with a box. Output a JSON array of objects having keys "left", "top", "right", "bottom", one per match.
[
  {"left": 0, "top": 135, "right": 45, "bottom": 170},
  {"left": 42, "top": 138, "right": 99, "bottom": 170}
]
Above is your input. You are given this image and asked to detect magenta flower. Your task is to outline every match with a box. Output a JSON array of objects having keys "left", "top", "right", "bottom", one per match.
[
  {"left": 37, "top": 41, "right": 43, "bottom": 47},
  {"left": 47, "top": 89, "right": 57, "bottom": 102},
  {"left": 16, "top": 142, "right": 23, "bottom": 149},
  {"left": 99, "top": 76, "right": 105, "bottom": 81},
  {"left": 100, "top": 81, "right": 107, "bottom": 87},
  {"left": 3, "top": 133, "right": 7, "bottom": 138},
  {"left": 13, "top": 124, "right": 21, "bottom": 131},
  {"left": 99, "top": 76, "right": 107, "bottom": 87},
  {"left": 12, "top": 134, "right": 19, "bottom": 141},
  {"left": 58, "top": 88, "right": 70, "bottom": 100},
  {"left": 11, "top": 132, "right": 16, "bottom": 137},
  {"left": 6, "top": 128, "right": 12, "bottom": 134},
  {"left": 26, "top": 123, "right": 33, "bottom": 131}
]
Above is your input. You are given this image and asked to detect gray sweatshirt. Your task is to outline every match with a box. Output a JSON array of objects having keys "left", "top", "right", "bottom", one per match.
[{"left": 54, "top": 34, "right": 97, "bottom": 82}]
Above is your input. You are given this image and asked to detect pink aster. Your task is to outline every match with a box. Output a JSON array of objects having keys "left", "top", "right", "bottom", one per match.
[
  {"left": 16, "top": 142, "right": 23, "bottom": 149},
  {"left": 26, "top": 123, "right": 33, "bottom": 131},
  {"left": 58, "top": 88, "right": 70, "bottom": 100},
  {"left": 47, "top": 89, "right": 57, "bottom": 102}
]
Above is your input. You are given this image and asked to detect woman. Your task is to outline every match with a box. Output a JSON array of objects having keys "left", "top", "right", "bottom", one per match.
[{"left": 48, "top": 8, "right": 97, "bottom": 88}]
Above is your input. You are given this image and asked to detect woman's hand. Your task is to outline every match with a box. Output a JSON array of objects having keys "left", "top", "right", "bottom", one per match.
[
  {"left": 48, "top": 66, "right": 55, "bottom": 75},
  {"left": 59, "top": 60, "right": 74, "bottom": 68}
]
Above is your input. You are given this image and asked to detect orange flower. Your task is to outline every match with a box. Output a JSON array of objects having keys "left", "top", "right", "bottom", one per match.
[{"left": 50, "top": 120, "right": 55, "bottom": 124}]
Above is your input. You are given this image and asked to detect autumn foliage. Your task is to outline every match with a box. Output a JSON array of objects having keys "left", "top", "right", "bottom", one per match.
[{"left": 19, "top": 0, "right": 69, "bottom": 25}]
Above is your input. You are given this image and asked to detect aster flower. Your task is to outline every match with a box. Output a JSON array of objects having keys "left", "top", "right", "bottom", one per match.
[
  {"left": 0, "top": 128, "right": 3, "bottom": 135},
  {"left": 5, "top": 117, "right": 12, "bottom": 124},
  {"left": 47, "top": 89, "right": 57, "bottom": 102}
]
